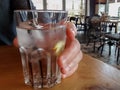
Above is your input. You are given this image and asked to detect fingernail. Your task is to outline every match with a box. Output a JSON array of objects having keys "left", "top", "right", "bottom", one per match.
[
  {"left": 64, "top": 66, "right": 70, "bottom": 72},
  {"left": 71, "top": 30, "right": 75, "bottom": 36},
  {"left": 61, "top": 66, "right": 70, "bottom": 74},
  {"left": 62, "top": 74, "right": 67, "bottom": 79}
]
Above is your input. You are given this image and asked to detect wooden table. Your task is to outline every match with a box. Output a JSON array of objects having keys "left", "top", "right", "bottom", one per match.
[
  {"left": 105, "top": 33, "right": 120, "bottom": 41},
  {"left": 0, "top": 46, "right": 120, "bottom": 90}
]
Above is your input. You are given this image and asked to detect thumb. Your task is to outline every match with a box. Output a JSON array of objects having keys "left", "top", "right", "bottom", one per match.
[
  {"left": 66, "top": 22, "right": 77, "bottom": 40},
  {"left": 13, "top": 37, "right": 19, "bottom": 47},
  {"left": 66, "top": 28, "right": 75, "bottom": 41}
]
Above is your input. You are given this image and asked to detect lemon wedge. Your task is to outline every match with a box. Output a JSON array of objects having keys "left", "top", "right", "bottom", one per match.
[{"left": 53, "top": 41, "right": 65, "bottom": 55}]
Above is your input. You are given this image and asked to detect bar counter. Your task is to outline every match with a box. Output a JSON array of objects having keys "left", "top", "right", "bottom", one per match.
[{"left": 0, "top": 46, "right": 120, "bottom": 90}]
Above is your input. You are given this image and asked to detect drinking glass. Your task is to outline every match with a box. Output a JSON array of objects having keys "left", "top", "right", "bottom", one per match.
[{"left": 14, "top": 10, "right": 67, "bottom": 88}]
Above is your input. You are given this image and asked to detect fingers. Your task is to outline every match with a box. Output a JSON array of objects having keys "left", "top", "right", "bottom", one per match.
[
  {"left": 58, "top": 39, "right": 83, "bottom": 78},
  {"left": 57, "top": 21, "right": 83, "bottom": 79},
  {"left": 66, "top": 22, "right": 77, "bottom": 39},
  {"left": 66, "top": 22, "right": 77, "bottom": 36},
  {"left": 62, "top": 64, "right": 79, "bottom": 79},
  {"left": 13, "top": 37, "right": 19, "bottom": 47},
  {"left": 65, "top": 21, "right": 77, "bottom": 47},
  {"left": 61, "top": 50, "right": 82, "bottom": 74},
  {"left": 58, "top": 39, "right": 80, "bottom": 68}
]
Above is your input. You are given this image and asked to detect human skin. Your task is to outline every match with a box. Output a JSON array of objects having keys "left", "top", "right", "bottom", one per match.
[
  {"left": 13, "top": 22, "right": 83, "bottom": 79},
  {"left": 58, "top": 22, "right": 83, "bottom": 78}
]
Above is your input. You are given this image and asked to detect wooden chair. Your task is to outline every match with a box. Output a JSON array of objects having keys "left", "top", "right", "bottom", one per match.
[
  {"left": 115, "top": 40, "right": 120, "bottom": 64},
  {"left": 77, "top": 16, "right": 91, "bottom": 34},
  {"left": 86, "top": 15, "right": 103, "bottom": 52},
  {"left": 69, "top": 16, "right": 78, "bottom": 27}
]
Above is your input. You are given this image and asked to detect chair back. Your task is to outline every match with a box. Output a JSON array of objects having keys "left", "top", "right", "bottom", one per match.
[{"left": 69, "top": 16, "right": 78, "bottom": 27}]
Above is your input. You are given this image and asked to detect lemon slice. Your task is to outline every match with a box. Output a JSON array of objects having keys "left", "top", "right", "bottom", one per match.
[{"left": 53, "top": 41, "right": 65, "bottom": 56}]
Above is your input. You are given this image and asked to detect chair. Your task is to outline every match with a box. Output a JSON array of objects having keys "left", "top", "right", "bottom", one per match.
[
  {"left": 87, "top": 15, "right": 115, "bottom": 54},
  {"left": 108, "top": 23, "right": 116, "bottom": 33},
  {"left": 100, "top": 37, "right": 115, "bottom": 56},
  {"left": 77, "top": 16, "right": 91, "bottom": 34},
  {"left": 86, "top": 15, "right": 103, "bottom": 52},
  {"left": 115, "top": 40, "right": 120, "bottom": 64},
  {"left": 78, "top": 17, "right": 85, "bottom": 29},
  {"left": 69, "top": 16, "right": 78, "bottom": 27}
]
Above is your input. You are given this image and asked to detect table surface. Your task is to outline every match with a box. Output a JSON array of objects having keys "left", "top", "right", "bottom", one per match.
[
  {"left": 101, "top": 19, "right": 120, "bottom": 23},
  {"left": 105, "top": 33, "right": 120, "bottom": 41},
  {"left": 0, "top": 46, "right": 120, "bottom": 90}
]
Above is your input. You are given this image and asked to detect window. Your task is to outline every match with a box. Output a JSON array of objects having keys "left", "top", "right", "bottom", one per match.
[
  {"left": 96, "top": 4, "right": 106, "bottom": 15},
  {"left": 31, "top": 0, "right": 43, "bottom": 9},
  {"left": 29, "top": 0, "right": 86, "bottom": 16},
  {"left": 96, "top": 0, "right": 120, "bottom": 17},
  {"left": 118, "top": 7, "right": 120, "bottom": 18},
  {"left": 66, "top": 0, "right": 86, "bottom": 16},
  {"left": 66, "top": 0, "right": 73, "bottom": 16},
  {"left": 108, "top": 2, "right": 120, "bottom": 17},
  {"left": 47, "top": 0, "right": 62, "bottom": 10}
]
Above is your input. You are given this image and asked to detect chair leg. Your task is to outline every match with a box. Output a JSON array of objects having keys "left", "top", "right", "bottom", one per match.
[
  {"left": 117, "top": 48, "right": 120, "bottom": 65},
  {"left": 115, "top": 46, "right": 117, "bottom": 55},
  {"left": 100, "top": 44, "right": 105, "bottom": 56},
  {"left": 93, "top": 40, "right": 96, "bottom": 52},
  {"left": 86, "top": 38, "right": 91, "bottom": 46},
  {"left": 99, "top": 40, "right": 106, "bottom": 56},
  {"left": 109, "top": 45, "right": 111, "bottom": 56}
]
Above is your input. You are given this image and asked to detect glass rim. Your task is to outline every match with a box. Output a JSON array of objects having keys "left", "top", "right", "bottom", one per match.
[
  {"left": 14, "top": 10, "right": 68, "bottom": 13},
  {"left": 16, "top": 25, "right": 66, "bottom": 32}
]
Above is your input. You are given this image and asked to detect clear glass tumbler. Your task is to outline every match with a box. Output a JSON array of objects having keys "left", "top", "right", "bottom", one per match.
[{"left": 14, "top": 10, "right": 67, "bottom": 88}]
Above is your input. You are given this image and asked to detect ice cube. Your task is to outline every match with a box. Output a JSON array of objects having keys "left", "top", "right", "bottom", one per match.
[
  {"left": 31, "top": 30, "right": 44, "bottom": 41},
  {"left": 17, "top": 28, "right": 34, "bottom": 47}
]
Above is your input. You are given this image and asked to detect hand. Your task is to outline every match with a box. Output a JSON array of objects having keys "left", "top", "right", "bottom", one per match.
[
  {"left": 57, "top": 22, "right": 83, "bottom": 79},
  {"left": 13, "top": 37, "right": 18, "bottom": 47}
]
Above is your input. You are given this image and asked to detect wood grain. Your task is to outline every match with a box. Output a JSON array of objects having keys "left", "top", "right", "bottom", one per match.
[{"left": 0, "top": 46, "right": 120, "bottom": 90}]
